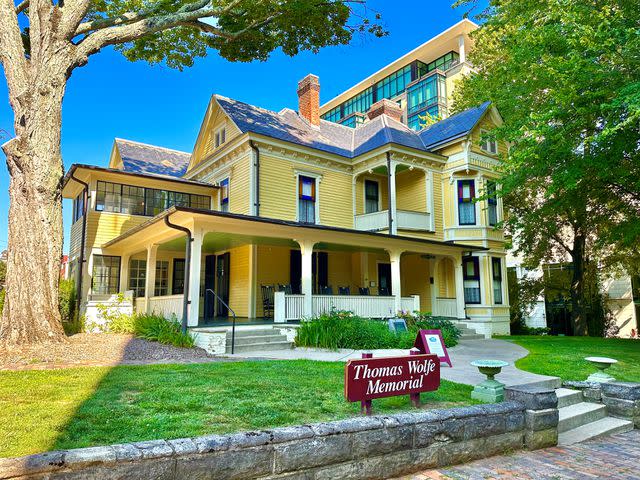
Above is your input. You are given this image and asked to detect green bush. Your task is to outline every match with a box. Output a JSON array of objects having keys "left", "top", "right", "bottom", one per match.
[
  {"left": 295, "top": 310, "right": 461, "bottom": 350},
  {"left": 102, "top": 308, "right": 195, "bottom": 348}
]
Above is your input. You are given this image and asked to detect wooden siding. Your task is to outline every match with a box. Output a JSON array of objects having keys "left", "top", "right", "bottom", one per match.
[
  {"left": 229, "top": 155, "right": 251, "bottom": 215},
  {"left": 69, "top": 219, "right": 84, "bottom": 260},
  {"left": 228, "top": 245, "right": 250, "bottom": 317},
  {"left": 355, "top": 174, "right": 388, "bottom": 216},
  {"left": 190, "top": 100, "right": 243, "bottom": 171},
  {"left": 470, "top": 117, "right": 507, "bottom": 157},
  {"left": 396, "top": 170, "right": 427, "bottom": 213},
  {"left": 400, "top": 253, "right": 431, "bottom": 312}
]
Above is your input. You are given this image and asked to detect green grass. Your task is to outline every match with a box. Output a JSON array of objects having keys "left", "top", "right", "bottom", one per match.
[
  {"left": 0, "top": 360, "right": 475, "bottom": 458},
  {"left": 498, "top": 336, "right": 640, "bottom": 382}
]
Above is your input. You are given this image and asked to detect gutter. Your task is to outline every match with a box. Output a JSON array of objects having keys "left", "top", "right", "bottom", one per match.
[
  {"left": 68, "top": 172, "right": 89, "bottom": 317},
  {"left": 163, "top": 214, "right": 192, "bottom": 333},
  {"left": 249, "top": 140, "right": 260, "bottom": 216}
]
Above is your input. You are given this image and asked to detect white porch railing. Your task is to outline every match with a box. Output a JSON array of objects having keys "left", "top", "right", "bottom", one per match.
[
  {"left": 434, "top": 297, "right": 457, "bottom": 318},
  {"left": 147, "top": 294, "right": 184, "bottom": 320},
  {"left": 134, "top": 297, "right": 146, "bottom": 313},
  {"left": 354, "top": 209, "right": 431, "bottom": 232},
  {"left": 275, "top": 293, "right": 420, "bottom": 322}
]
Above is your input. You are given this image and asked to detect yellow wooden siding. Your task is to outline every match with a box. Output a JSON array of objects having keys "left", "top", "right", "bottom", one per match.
[
  {"left": 400, "top": 254, "right": 431, "bottom": 312},
  {"left": 437, "top": 257, "right": 455, "bottom": 298},
  {"left": 470, "top": 117, "right": 507, "bottom": 157},
  {"left": 259, "top": 155, "right": 353, "bottom": 228},
  {"left": 86, "top": 212, "right": 149, "bottom": 249},
  {"left": 69, "top": 219, "right": 84, "bottom": 260},
  {"left": 440, "top": 173, "right": 455, "bottom": 231},
  {"left": 229, "top": 156, "right": 251, "bottom": 215},
  {"left": 190, "top": 101, "right": 243, "bottom": 171},
  {"left": 228, "top": 245, "right": 250, "bottom": 317},
  {"left": 327, "top": 251, "right": 354, "bottom": 291},
  {"left": 355, "top": 174, "right": 388, "bottom": 215},
  {"left": 436, "top": 143, "right": 464, "bottom": 157},
  {"left": 396, "top": 170, "right": 427, "bottom": 212}
]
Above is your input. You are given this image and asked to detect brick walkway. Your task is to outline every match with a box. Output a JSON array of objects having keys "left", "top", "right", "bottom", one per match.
[{"left": 393, "top": 430, "right": 640, "bottom": 479}]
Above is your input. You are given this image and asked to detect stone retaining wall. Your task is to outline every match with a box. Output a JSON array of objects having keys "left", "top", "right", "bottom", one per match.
[
  {"left": 564, "top": 380, "right": 640, "bottom": 428},
  {"left": 0, "top": 387, "right": 557, "bottom": 480}
]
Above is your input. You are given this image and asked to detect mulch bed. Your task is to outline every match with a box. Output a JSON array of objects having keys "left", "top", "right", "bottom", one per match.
[{"left": 0, "top": 333, "right": 230, "bottom": 371}]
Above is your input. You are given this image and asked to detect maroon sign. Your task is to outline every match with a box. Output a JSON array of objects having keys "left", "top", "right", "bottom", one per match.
[
  {"left": 414, "top": 329, "right": 453, "bottom": 367},
  {"left": 344, "top": 354, "right": 440, "bottom": 402}
]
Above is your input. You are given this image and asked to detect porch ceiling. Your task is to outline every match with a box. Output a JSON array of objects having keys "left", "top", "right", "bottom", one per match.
[{"left": 102, "top": 206, "right": 487, "bottom": 256}]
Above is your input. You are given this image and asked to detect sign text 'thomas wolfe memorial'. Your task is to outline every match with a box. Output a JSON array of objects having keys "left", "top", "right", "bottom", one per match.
[{"left": 345, "top": 354, "right": 440, "bottom": 402}]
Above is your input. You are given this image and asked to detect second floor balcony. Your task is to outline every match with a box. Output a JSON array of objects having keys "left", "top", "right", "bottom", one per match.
[{"left": 355, "top": 209, "right": 431, "bottom": 232}]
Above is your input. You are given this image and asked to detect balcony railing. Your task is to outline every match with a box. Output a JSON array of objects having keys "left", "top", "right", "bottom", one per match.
[{"left": 354, "top": 209, "right": 431, "bottom": 232}]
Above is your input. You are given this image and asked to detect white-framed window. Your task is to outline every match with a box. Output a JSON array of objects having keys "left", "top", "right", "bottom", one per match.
[
  {"left": 219, "top": 178, "right": 229, "bottom": 212},
  {"left": 364, "top": 179, "right": 380, "bottom": 214},
  {"left": 155, "top": 260, "right": 169, "bottom": 296},
  {"left": 214, "top": 127, "right": 227, "bottom": 148},
  {"left": 492, "top": 257, "right": 503, "bottom": 304},
  {"left": 298, "top": 175, "right": 316, "bottom": 224},
  {"left": 480, "top": 129, "right": 498, "bottom": 155},
  {"left": 487, "top": 180, "right": 498, "bottom": 226},
  {"left": 457, "top": 179, "right": 476, "bottom": 226},
  {"left": 129, "top": 259, "right": 147, "bottom": 298}
]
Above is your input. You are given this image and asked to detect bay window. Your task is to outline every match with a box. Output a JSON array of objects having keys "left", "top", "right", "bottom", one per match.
[
  {"left": 298, "top": 175, "right": 316, "bottom": 224},
  {"left": 492, "top": 257, "right": 503, "bottom": 304},
  {"left": 365, "top": 179, "right": 380, "bottom": 213},
  {"left": 487, "top": 180, "right": 498, "bottom": 226},
  {"left": 458, "top": 180, "right": 476, "bottom": 225},
  {"left": 463, "top": 257, "right": 481, "bottom": 304}
]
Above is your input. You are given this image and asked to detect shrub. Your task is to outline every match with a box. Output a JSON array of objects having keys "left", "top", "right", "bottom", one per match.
[
  {"left": 295, "top": 310, "right": 461, "bottom": 350},
  {"left": 104, "top": 310, "right": 195, "bottom": 348}
]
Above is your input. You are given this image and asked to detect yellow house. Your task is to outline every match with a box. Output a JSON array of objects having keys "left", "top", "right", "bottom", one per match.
[{"left": 62, "top": 22, "right": 510, "bottom": 344}]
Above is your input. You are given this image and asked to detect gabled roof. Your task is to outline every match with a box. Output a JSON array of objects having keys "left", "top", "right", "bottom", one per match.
[
  {"left": 418, "top": 101, "right": 491, "bottom": 150},
  {"left": 213, "top": 94, "right": 492, "bottom": 159},
  {"left": 115, "top": 138, "right": 191, "bottom": 177}
]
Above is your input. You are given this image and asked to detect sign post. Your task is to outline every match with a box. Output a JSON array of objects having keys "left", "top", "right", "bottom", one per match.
[
  {"left": 345, "top": 351, "right": 440, "bottom": 415},
  {"left": 414, "top": 329, "right": 453, "bottom": 367}
]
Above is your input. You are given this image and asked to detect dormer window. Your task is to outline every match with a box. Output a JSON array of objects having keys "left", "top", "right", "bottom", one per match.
[
  {"left": 480, "top": 129, "right": 498, "bottom": 155},
  {"left": 215, "top": 127, "right": 226, "bottom": 148}
]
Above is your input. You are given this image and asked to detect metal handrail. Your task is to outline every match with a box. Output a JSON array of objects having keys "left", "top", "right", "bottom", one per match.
[{"left": 205, "top": 288, "right": 237, "bottom": 355}]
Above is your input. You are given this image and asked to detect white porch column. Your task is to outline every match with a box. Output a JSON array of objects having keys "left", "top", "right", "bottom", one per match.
[
  {"left": 144, "top": 244, "right": 158, "bottom": 313},
  {"left": 425, "top": 169, "right": 435, "bottom": 231},
  {"left": 298, "top": 239, "right": 316, "bottom": 318},
  {"left": 458, "top": 34, "right": 466, "bottom": 64},
  {"left": 389, "top": 160, "right": 398, "bottom": 235},
  {"left": 454, "top": 255, "right": 467, "bottom": 319},
  {"left": 387, "top": 249, "right": 403, "bottom": 314},
  {"left": 187, "top": 228, "right": 204, "bottom": 326},
  {"left": 119, "top": 253, "right": 131, "bottom": 294}
]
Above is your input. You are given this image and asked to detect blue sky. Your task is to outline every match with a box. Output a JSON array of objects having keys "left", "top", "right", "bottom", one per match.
[{"left": 0, "top": 0, "right": 480, "bottom": 253}]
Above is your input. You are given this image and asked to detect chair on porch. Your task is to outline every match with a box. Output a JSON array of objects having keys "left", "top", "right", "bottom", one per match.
[
  {"left": 338, "top": 286, "right": 350, "bottom": 295},
  {"left": 379, "top": 287, "right": 390, "bottom": 296},
  {"left": 277, "top": 284, "right": 293, "bottom": 294},
  {"left": 261, "top": 284, "right": 275, "bottom": 318},
  {"left": 320, "top": 285, "right": 333, "bottom": 295},
  {"left": 358, "top": 287, "right": 370, "bottom": 296}
]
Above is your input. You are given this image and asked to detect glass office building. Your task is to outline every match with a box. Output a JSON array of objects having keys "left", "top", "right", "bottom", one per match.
[{"left": 321, "top": 51, "right": 458, "bottom": 131}]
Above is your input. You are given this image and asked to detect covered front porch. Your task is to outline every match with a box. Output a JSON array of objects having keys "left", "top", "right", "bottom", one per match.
[{"left": 99, "top": 207, "right": 483, "bottom": 327}]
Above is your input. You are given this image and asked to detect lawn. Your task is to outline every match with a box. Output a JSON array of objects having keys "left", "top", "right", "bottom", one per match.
[
  {"left": 499, "top": 336, "right": 640, "bottom": 382},
  {"left": 0, "top": 360, "right": 475, "bottom": 458}
]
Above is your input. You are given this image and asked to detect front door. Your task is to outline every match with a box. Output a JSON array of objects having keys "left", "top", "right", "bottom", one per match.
[
  {"left": 378, "top": 263, "right": 392, "bottom": 296},
  {"left": 203, "top": 255, "right": 216, "bottom": 320},
  {"left": 216, "top": 253, "right": 231, "bottom": 317}
]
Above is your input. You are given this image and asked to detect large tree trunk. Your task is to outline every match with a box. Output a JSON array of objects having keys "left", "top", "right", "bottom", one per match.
[
  {"left": 569, "top": 233, "right": 588, "bottom": 336},
  {"left": 0, "top": 75, "right": 68, "bottom": 345}
]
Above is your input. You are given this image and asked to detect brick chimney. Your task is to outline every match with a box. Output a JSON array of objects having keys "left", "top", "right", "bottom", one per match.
[
  {"left": 297, "top": 74, "right": 321, "bottom": 126},
  {"left": 367, "top": 99, "right": 403, "bottom": 123}
]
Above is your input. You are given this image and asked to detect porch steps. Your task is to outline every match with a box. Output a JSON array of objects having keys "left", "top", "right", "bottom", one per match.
[
  {"left": 456, "top": 324, "right": 484, "bottom": 340},
  {"left": 226, "top": 328, "right": 293, "bottom": 354},
  {"left": 556, "top": 388, "right": 634, "bottom": 446}
]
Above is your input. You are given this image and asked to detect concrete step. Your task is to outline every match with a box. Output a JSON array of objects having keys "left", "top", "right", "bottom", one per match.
[
  {"left": 557, "top": 388, "right": 584, "bottom": 409},
  {"left": 558, "top": 417, "right": 634, "bottom": 446},
  {"left": 558, "top": 402, "right": 607, "bottom": 433},
  {"left": 459, "top": 334, "right": 484, "bottom": 340},
  {"left": 230, "top": 329, "right": 284, "bottom": 338},
  {"left": 227, "top": 341, "right": 292, "bottom": 353},
  {"left": 227, "top": 334, "right": 288, "bottom": 346}
]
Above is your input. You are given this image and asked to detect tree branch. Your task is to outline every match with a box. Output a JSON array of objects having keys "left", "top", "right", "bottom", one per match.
[
  {"left": 15, "top": 0, "right": 28, "bottom": 14},
  {"left": 0, "top": 0, "right": 29, "bottom": 93}
]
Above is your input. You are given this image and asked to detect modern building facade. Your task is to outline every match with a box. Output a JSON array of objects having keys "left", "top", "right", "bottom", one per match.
[{"left": 62, "top": 21, "right": 510, "bottom": 338}]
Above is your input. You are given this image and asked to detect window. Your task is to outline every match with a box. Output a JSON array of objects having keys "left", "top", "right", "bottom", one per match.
[
  {"left": 219, "top": 178, "right": 229, "bottom": 212},
  {"left": 376, "top": 65, "right": 412, "bottom": 101},
  {"left": 215, "top": 127, "right": 226, "bottom": 148},
  {"left": 155, "top": 260, "right": 169, "bottom": 296},
  {"left": 95, "top": 181, "right": 210, "bottom": 216},
  {"left": 492, "top": 257, "right": 503, "bottom": 304},
  {"left": 364, "top": 180, "right": 380, "bottom": 214},
  {"left": 342, "top": 87, "right": 374, "bottom": 118},
  {"left": 72, "top": 192, "right": 85, "bottom": 223},
  {"left": 92, "top": 255, "right": 120, "bottom": 295},
  {"left": 128, "top": 259, "right": 147, "bottom": 297},
  {"left": 487, "top": 180, "right": 498, "bottom": 226},
  {"left": 298, "top": 176, "right": 316, "bottom": 224},
  {"left": 480, "top": 130, "right": 498, "bottom": 155},
  {"left": 458, "top": 180, "right": 476, "bottom": 225},
  {"left": 463, "top": 257, "right": 481, "bottom": 304},
  {"left": 172, "top": 258, "right": 186, "bottom": 295}
]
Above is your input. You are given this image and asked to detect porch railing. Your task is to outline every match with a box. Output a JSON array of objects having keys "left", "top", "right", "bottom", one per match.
[
  {"left": 434, "top": 297, "right": 457, "bottom": 318},
  {"left": 147, "top": 294, "right": 184, "bottom": 320},
  {"left": 354, "top": 209, "right": 431, "bottom": 232},
  {"left": 275, "top": 293, "right": 420, "bottom": 322}
]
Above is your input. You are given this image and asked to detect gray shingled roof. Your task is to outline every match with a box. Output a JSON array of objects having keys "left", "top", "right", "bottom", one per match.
[
  {"left": 115, "top": 138, "right": 191, "bottom": 177},
  {"left": 214, "top": 95, "right": 491, "bottom": 159}
]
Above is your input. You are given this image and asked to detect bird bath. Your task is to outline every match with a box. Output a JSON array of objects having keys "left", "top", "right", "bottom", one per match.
[
  {"left": 470, "top": 359, "right": 510, "bottom": 402},
  {"left": 585, "top": 356, "right": 617, "bottom": 383}
]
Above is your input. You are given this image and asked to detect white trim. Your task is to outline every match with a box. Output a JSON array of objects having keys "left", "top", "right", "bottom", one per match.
[
  {"left": 362, "top": 177, "right": 382, "bottom": 214},
  {"left": 295, "top": 172, "right": 321, "bottom": 224}
]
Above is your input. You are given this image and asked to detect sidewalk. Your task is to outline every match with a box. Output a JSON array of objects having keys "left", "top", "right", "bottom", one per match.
[{"left": 231, "top": 338, "right": 559, "bottom": 388}]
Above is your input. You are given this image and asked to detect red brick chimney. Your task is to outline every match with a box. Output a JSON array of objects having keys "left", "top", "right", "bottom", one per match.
[
  {"left": 297, "top": 74, "right": 321, "bottom": 126},
  {"left": 367, "top": 99, "right": 403, "bottom": 123}
]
